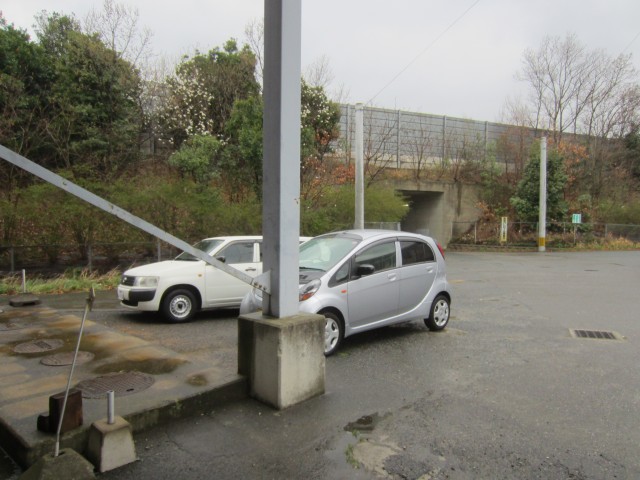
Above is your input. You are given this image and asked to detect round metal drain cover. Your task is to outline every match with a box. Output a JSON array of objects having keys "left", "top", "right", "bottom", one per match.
[
  {"left": 41, "top": 351, "right": 95, "bottom": 366},
  {"left": 76, "top": 371, "right": 155, "bottom": 398},
  {"left": 14, "top": 339, "right": 64, "bottom": 354}
]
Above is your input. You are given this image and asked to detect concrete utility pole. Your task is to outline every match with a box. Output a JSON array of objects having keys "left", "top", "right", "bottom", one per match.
[
  {"left": 538, "top": 137, "right": 547, "bottom": 252},
  {"left": 354, "top": 103, "right": 364, "bottom": 229},
  {"left": 262, "top": 0, "right": 302, "bottom": 317},
  {"left": 237, "top": 0, "right": 325, "bottom": 411}
]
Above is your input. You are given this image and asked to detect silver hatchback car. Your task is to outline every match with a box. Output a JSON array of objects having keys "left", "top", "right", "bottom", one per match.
[{"left": 240, "top": 230, "right": 452, "bottom": 355}]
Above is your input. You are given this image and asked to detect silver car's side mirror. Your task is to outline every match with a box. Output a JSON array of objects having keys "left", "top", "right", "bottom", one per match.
[{"left": 356, "top": 264, "right": 375, "bottom": 277}]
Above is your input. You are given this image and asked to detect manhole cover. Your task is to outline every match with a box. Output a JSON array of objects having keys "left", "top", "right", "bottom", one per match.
[
  {"left": 41, "top": 351, "right": 95, "bottom": 366},
  {"left": 14, "top": 339, "right": 64, "bottom": 354},
  {"left": 570, "top": 329, "right": 620, "bottom": 340},
  {"left": 75, "top": 371, "right": 155, "bottom": 398}
]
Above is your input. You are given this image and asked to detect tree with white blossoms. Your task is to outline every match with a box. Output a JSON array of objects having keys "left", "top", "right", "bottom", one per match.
[
  {"left": 160, "top": 62, "right": 216, "bottom": 147},
  {"left": 159, "top": 39, "right": 259, "bottom": 148}
]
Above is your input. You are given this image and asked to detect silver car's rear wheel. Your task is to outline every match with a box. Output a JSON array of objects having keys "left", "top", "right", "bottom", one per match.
[
  {"left": 425, "top": 295, "right": 450, "bottom": 331},
  {"left": 323, "top": 311, "right": 344, "bottom": 356}
]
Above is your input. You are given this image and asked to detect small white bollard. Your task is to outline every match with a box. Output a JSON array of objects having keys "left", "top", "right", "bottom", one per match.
[{"left": 107, "top": 390, "right": 115, "bottom": 425}]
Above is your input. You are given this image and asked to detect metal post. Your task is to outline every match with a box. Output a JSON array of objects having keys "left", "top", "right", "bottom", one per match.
[
  {"left": 345, "top": 105, "right": 351, "bottom": 164},
  {"left": 107, "top": 390, "right": 115, "bottom": 425},
  {"left": 442, "top": 115, "right": 447, "bottom": 161},
  {"left": 538, "top": 137, "right": 547, "bottom": 252},
  {"left": 262, "top": 0, "right": 302, "bottom": 317},
  {"left": 484, "top": 121, "right": 488, "bottom": 161},
  {"left": 21, "top": 269, "right": 26, "bottom": 293},
  {"left": 354, "top": 103, "right": 364, "bottom": 229},
  {"left": 396, "top": 110, "right": 401, "bottom": 168},
  {"left": 54, "top": 287, "right": 95, "bottom": 457}
]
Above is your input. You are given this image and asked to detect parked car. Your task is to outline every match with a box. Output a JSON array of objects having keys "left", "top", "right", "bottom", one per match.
[
  {"left": 240, "top": 229, "right": 452, "bottom": 355},
  {"left": 117, "top": 236, "right": 264, "bottom": 322},
  {"left": 118, "top": 236, "right": 310, "bottom": 322}
]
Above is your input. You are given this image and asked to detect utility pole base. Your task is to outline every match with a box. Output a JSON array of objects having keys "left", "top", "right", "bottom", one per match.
[{"left": 238, "top": 312, "right": 325, "bottom": 409}]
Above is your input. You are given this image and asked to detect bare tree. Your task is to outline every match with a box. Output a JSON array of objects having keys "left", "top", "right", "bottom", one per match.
[
  {"left": 403, "top": 116, "right": 435, "bottom": 181},
  {"left": 84, "top": 0, "right": 153, "bottom": 71},
  {"left": 579, "top": 52, "right": 639, "bottom": 139},
  {"left": 244, "top": 17, "right": 264, "bottom": 86},
  {"left": 517, "top": 33, "right": 587, "bottom": 141},
  {"left": 516, "top": 33, "right": 639, "bottom": 142},
  {"left": 304, "top": 54, "right": 334, "bottom": 89},
  {"left": 363, "top": 109, "right": 398, "bottom": 186},
  {"left": 514, "top": 32, "right": 640, "bottom": 201}
]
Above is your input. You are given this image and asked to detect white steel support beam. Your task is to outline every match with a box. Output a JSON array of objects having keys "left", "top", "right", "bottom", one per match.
[
  {"left": 262, "top": 0, "right": 302, "bottom": 317},
  {"left": 354, "top": 103, "right": 364, "bottom": 229},
  {"left": 538, "top": 137, "right": 547, "bottom": 252},
  {"left": 0, "top": 144, "right": 270, "bottom": 293}
]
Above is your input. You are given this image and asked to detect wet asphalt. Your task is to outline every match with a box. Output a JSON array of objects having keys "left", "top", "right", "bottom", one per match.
[{"left": 2, "top": 250, "right": 640, "bottom": 479}]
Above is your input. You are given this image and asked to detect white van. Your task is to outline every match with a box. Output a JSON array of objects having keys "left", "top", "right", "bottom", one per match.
[{"left": 118, "top": 236, "right": 266, "bottom": 322}]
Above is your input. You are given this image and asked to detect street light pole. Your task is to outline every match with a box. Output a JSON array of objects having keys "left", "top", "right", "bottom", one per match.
[
  {"left": 538, "top": 137, "right": 547, "bottom": 252},
  {"left": 354, "top": 103, "right": 364, "bottom": 229}
]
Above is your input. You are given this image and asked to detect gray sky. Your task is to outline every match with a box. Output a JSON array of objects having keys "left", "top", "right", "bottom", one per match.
[{"left": 3, "top": 0, "right": 640, "bottom": 122}]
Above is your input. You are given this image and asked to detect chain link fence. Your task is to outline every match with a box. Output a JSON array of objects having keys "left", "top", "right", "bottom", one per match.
[
  {"left": 0, "top": 240, "right": 180, "bottom": 275},
  {"left": 451, "top": 221, "right": 640, "bottom": 247}
]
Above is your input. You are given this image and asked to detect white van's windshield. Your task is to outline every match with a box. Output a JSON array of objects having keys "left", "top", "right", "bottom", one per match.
[{"left": 175, "top": 239, "right": 224, "bottom": 261}]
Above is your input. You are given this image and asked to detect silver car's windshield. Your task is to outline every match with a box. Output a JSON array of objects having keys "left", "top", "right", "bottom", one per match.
[
  {"left": 175, "top": 239, "right": 224, "bottom": 261},
  {"left": 299, "top": 235, "right": 361, "bottom": 272}
]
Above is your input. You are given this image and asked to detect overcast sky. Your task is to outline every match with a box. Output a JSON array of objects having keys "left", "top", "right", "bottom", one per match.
[{"left": 3, "top": 1, "right": 640, "bottom": 122}]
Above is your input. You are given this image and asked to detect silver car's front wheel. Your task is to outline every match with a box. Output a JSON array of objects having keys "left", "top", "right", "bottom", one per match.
[
  {"left": 323, "top": 311, "right": 344, "bottom": 356},
  {"left": 425, "top": 295, "right": 450, "bottom": 331}
]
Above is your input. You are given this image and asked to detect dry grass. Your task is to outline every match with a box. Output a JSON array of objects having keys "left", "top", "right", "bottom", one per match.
[{"left": 0, "top": 268, "right": 121, "bottom": 295}]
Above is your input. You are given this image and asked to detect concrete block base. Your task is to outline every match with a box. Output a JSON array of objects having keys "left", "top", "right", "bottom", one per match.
[
  {"left": 85, "top": 416, "right": 137, "bottom": 473},
  {"left": 238, "top": 312, "right": 325, "bottom": 409},
  {"left": 18, "top": 448, "right": 95, "bottom": 480}
]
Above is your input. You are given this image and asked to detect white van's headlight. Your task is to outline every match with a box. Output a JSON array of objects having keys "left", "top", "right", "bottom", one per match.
[
  {"left": 133, "top": 276, "right": 158, "bottom": 288},
  {"left": 299, "top": 279, "right": 321, "bottom": 301}
]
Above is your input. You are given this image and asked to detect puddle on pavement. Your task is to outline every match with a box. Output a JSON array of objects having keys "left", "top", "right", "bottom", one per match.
[
  {"left": 92, "top": 357, "right": 187, "bottom": 375},
  {"left": 324, "top": 431, "right": 364, "bottom": 474},
  {"left": 187, "top": 373, "right": 209, "bottom": 386},
  {"left": 6, "top": 330, "right": 97, "bottom": 357},
  {"left": 0, "top": 309, "right": 49, "bottom": 330},
  {"left": 344, "top": 412, "right": 382, "bottom": 433}
]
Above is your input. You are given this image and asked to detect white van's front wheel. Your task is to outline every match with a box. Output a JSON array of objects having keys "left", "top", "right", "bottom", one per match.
[{"left": 162, "top": 289, "right": 197, "bottom": 323}]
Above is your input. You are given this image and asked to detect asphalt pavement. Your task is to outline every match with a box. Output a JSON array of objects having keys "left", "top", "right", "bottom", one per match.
[{"left": 2, "top": 250, "right": 640, "bottom": 479}]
